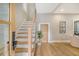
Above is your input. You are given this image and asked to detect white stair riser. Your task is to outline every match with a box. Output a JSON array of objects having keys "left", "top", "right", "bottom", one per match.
[
  {"left": 16, "top": 34, "right": 35, "bottom": 36},
  {"left": 20, "top": 26, "right": 35, "bottom": 28},
  {"left": 20, "top": 25, "right": 35, "bottom": 27},
  {"left": 16, "top": 26, "right": 35, "bottom": 30},
  {"left": 23, "top": 21, "right": 33, "bottom": 24},
  {"left": 24, "top": 21, "right": 33, "bottom": 24},
  {"left": 16, "top": 39, "right": 28, "bottom": 41},
  {"left": 15, "top": 53, "right": 28, "bottom": 56},
  {"left": 22, "top": 23, "right": 32, "bottom": 25},
  {"left": 16, "top": 44, "right": 28, "bottom": 48},
  {"left": 20, "top": 24, "right": 35, "bottom": 26},
  {"left": 16, "top": 44, "right": 34, "bottom": 48},
  {"left": 16, "top": 39, "right": 35, "bottom": 41},
  {"left": 17, "top": 28, "right": 35, "bottom": 31},
  {"left": 16, "top": 30, "right": 35, "bottom": 33},
  {"left": 16, "top": 34, "right": 35, "bottom": 37},
  {"left": 17, "top": 27, "right": 35, "bottom": 29}
]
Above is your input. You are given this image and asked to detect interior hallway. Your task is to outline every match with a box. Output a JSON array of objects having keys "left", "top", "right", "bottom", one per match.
[{"left": 35, "top": 43, "right": 79, "bottom": 56}]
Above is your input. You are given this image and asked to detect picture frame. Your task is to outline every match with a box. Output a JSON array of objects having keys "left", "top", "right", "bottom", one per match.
[
  {"left": 74, "top": 21, "right": 79, "bottom": 35},
  {"left": 59, "top": 21, "right": 66, "bottom": 33}
]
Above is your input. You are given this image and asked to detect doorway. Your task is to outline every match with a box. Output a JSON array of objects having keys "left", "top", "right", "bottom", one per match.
[{"left": 39, "top": 23, "right": 50, "bottom": 43}]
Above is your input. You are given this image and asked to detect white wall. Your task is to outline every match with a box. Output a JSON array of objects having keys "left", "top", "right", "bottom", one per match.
[
  {"left": 36, "top": 3, "right": 58, "bottom": 14},
  {"left": 15, "top": 4, "right": 27, "bottom": 28},
  {"left": 37, "top": 14, "right": 79, "bottom": 43},
  {"left": 37, "top": 14, "right": 53, "bottom": 42},
  {"left": 15, "top": 3, "right": 36, "bottom": 28}
]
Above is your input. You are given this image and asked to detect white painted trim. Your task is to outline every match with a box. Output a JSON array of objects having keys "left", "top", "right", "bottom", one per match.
[
  {"left": 39, "top": 23, "right": 50, "bottom": 42},
  {"left": 48, "top": 40, "right": 70, "bottom": 43}
]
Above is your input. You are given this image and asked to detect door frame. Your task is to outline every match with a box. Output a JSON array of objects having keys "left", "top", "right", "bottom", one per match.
[
  {"left": 9, "top": 3, "right": 16, "bottom": 56},
  {"left": 39, "top": 23, "right": 50, "bottom": 42}
]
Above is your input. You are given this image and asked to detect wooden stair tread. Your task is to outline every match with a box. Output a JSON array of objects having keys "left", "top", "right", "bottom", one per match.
[
  {"left": 17, "top": 32, "right": 28, "bottom": 34},
  {"left": 16, "top": 36, "right": 28, "bottom": 39},
  {"left": 15, "top": 48, "right": 28, "bottom": 53},
  {"left": 15, "top": 48, "right": 34, "bottom": 53},
  {"left": 32, "top": 48, "right": 35, "bottom": 53},
  {"left": 17, "top": 41, "right": 28, "bottom": 44}
]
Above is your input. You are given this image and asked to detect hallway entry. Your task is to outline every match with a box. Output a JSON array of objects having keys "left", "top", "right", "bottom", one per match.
[{"left": 39, "top": 23, "right": 50, "bottom": 43}]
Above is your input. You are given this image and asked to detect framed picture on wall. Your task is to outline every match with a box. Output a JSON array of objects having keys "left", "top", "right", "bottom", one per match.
[{"left": 59, "top": 21, "right": 66, "bottom": 33}]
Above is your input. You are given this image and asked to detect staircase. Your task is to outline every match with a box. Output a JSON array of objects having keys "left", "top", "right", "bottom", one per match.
[{"left": 15, "top": 21, "right": 36, "bottom": 56}]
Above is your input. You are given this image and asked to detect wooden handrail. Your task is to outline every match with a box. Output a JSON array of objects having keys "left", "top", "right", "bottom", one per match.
[
  {"left": 27, "top": 16, "right": 36, "bottom": 56},
  {"left": 28, "top": 28, "right": 32, "bottom": 56},
  {"left": 27, "top": 6, "right": 36, "bottom": 55}
]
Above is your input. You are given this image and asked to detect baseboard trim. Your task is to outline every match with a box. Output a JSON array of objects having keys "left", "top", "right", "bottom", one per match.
[{"left": 48, "top": 40, "right": 70, "bottom": 43}]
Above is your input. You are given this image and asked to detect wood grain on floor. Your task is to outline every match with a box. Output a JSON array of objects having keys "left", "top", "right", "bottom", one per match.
[{"left": 35, "top": 43, "right": 79, "bottom": 56}]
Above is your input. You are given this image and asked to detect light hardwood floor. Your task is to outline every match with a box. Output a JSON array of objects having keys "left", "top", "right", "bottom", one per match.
[{"left": 35, "top": 43, "right": 79, "bottom": 56}]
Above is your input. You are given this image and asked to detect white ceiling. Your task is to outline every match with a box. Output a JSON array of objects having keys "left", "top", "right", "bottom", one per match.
[
  {"left": 36, "top": 3, "right": 59, "bottom": 14},
  {"left": 36, "top": 3, "right": 79, "bottom": 14}
]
